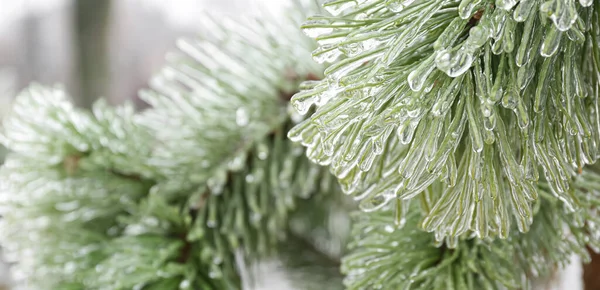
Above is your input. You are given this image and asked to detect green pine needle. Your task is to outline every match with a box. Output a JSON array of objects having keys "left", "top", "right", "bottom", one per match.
[
  {"left": 343, "top": 166, "right": 600, "bottom": 290},
  {"left": 0, "top": 1, "right": 333, "bottom": 289}
]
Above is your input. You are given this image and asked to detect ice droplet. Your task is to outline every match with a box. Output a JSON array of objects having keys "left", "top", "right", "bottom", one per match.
[
  {"left": 465, "top": 26, "right": 490, "bottom": 48},
  {"left": 579, "top": 0, "right": 593, "bottom": 7},
  {"left": 227, "top": 152, "right": 247, "bottom": 171},
  {"left": 397, "top": 120, "right": 419, "bottom": 144},
  {"left": 256, "top": 142, "right": 269, "bottom": 160},
  {"left": 540, "top": 26, "right": 562, "bottom": 57},
  {"left": 206, "top": 219, "right": 217, "bottom": 228},
  {"left": 291, "top": 90, "right": 318, "bottom": 115},
  {"left": 245, "top": 174, "right": 255, "bottom": 183},
  {"left": 435, "top": 48, "right": 474, "bottom": 78},
  {"left": 384, "top": 225, "right": 395, "bottom": 233},
  {"left": 235, "top": 108, "right": 249, "bottom": 126},
  {"left": 179, "top": 279, "right": 191, "bottom": 289},
  {"left": 407, "top": 58, "right": 436, "bottom": 91},
  {"left": 496, "top": 0, "right": 517, "bottom": 10},
  {"left": 501, "top": 90, "right": 518, "bottom": 110},
  {"left": 207, "top": 169, "right": 227, "bottom": 195}
]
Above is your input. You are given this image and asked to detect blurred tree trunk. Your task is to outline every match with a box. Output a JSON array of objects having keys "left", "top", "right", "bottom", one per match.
[
  {"left": 584, "top": 248, "right": 600, "bottom": 290},
  {"left": 74, "top": 0, "right": 111, "bottom": 108}
]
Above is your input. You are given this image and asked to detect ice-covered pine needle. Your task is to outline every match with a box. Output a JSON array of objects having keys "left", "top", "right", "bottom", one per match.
[{"left": 290, "top": 0, "right": 600, "bottom": 242}]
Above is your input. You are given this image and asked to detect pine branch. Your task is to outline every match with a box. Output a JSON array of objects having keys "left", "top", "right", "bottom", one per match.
[
  {"left": 289, "top": 0, "right": 600, "bottom": 241},
  {"left": 0, "top": 1, "right": 338, "bottom": 289},
  {"left": 0, "top": 86, "right": 160, "bottom": 288}
]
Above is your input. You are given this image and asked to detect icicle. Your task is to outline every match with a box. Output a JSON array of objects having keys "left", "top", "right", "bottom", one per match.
[
  {"left": 397, "top": 120, "right": 420, "bottom": 144},
  {"left": 540, "top": 25, "right": 562, "bottom": 57},
  {"left": 540, "top": 0, "right": 579, "bottom": 31},
  {"left": 458, "top": 0, "right": 482, "bottom": 19},
  {"left": 513, "top": 0, "right": 536, "bottom": 22},
  {"left": 407, "top": 55, "right": 436, "bottom": 92},
  {"left": 291, "top": 88, "right": 324, "bottom": 115},
  {"left": 431, "top": 76, "right": 463, "bottom": 116}
]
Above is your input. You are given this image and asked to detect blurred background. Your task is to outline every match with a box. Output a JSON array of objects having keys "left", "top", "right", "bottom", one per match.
[
  {"left": 0, "top": 0, "right": 287, "bottom": 110},
  {"left": 0, "top": 0, "right": 294, "bottom": 289}
]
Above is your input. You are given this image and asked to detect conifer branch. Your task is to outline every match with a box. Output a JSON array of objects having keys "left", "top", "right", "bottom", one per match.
[{"left": 290, "top": 0, "right": 600, "bottom": 241}]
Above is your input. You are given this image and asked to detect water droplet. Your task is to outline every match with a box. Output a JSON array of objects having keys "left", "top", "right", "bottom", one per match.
[
  {"left": 235, "top": 108, "right": 249, "bottom": 127},
  {"left": 579, "top": 0, "right": 593, "bottom": 6}
]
